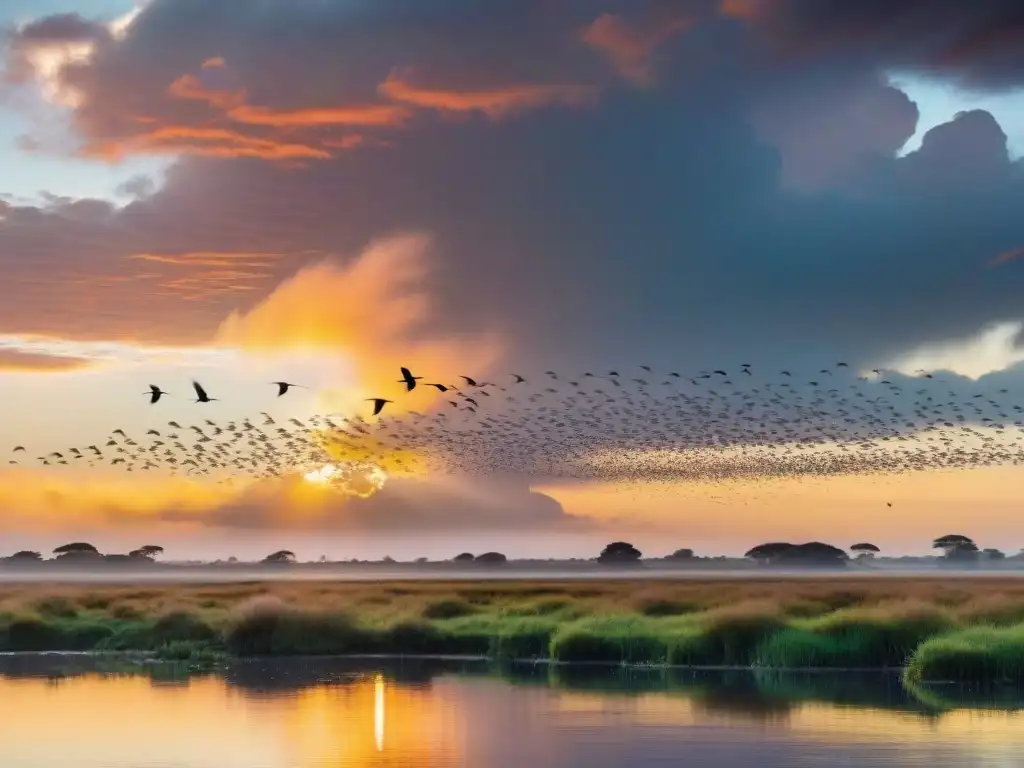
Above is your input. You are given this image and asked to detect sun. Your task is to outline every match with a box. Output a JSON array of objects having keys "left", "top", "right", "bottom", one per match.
[{"left": 303, "top": 461, "right": 389, "bottom": 497}]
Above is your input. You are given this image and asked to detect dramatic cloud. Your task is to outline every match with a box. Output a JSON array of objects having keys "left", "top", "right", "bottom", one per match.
[{"left": 214, "top": 234, "right": 501, "bottom": 415}]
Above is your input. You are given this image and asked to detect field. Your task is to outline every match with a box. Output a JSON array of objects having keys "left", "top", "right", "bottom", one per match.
[{"left": 1, "top": 577, "right": 1023, "bottom": 683}]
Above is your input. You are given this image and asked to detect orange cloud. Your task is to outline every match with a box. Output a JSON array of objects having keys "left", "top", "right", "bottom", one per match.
[
  {"left": 718, "top": 0, "right": 771, "bottom": 21},
  {"left": 85, "top": 125, "right": 332, "bottom": 161},
  {"left": 378, "top": 71, "right": 599, "bottom": 119},
  {"left": 167, "top": 73, "right": 245, "bottom": 110},
  {"left": 125, "top": 251, "right": 301, "bottom": 302},
  {"left": 227, "top": 103, "right": 411, "bottom": 128},
  {"left": 0, "top": 350, "right": 93, "bottom": 372},
  {"left": 580, "top": 12, "right": 692, "bottom": 86},
  {"left": 214, "top": 233, "right": 502, "bottom": 416},
  {"left": 987, "top": 246, "right": 1024, "bottom": 268}
]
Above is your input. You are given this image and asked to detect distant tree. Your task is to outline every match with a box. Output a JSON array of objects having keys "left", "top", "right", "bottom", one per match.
[
  {"left": 932, "top": 535, "right": 979, "bottom": 562},
  {"left": 744, "top": 542, "right": 794, "bottom": 565},
  {"left": 475, "top": 552, "right": 507, "bottom": 565},
  {"left": 415, "top": 556, "right": 429, "bottom": 563},
  {"left": 129, "top": 545, "right": 163, "bottom": 560},
  {"left": 227, "top": 556, "right": 238, "bottom": 564},
  {"left": 318, "top": 555, "right": 328, "bottom": 563},
  {"left": 850, "top": 543, "right": 880, "bottom": 558},
  {"left": 453, "top": 552, "right": 475, "bottom": 563},
  {"left": 102, "top": 554, "right": 134, "bottom": 564},
  {"left": 772, "top": 542, "right": 849, "bottom": 568},
  {"left": 667, "top": 548, "right": 695, "bottom": 560},
  {"left": 7, "top": 551, "right": 41, "bottom": 561},
  {"left": 263, "top": 550, "right": 296, "bottom": 564},
  {"left": 53, "top": 542, "right": 99, "bottom": 556},
  {"left": 983, "top": 548, "right": 1006, "bottom": 561},
  {"left": 382, "top": 555, "right": 395, "bottom": 563},
  {"left": 598, "top": 541, "right": 643, "bottom": 565}
]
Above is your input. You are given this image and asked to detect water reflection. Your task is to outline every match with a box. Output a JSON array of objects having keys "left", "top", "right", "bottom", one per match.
[{"left": 0, "top": 656, "right": 1021, "bottom": 767}]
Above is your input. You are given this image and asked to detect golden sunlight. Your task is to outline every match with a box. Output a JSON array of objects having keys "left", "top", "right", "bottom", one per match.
[{"left": 303, "top": 462, "right": 389, "bottom": 498}]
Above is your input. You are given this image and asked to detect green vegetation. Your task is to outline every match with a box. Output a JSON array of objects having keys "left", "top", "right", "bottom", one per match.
[{"left": 0, "top": 578, "right": 1023, "bottom": 682}]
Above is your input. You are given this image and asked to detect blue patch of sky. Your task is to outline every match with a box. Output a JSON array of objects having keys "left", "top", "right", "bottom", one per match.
[
  {"left": 0, "top": 0, "right": 172, "bottom": 203},
  {"left": 891, "top": 73, "right": 1024, "bottom": 159}
]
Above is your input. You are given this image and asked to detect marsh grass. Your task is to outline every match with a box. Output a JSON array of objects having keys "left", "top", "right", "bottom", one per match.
[
  {"left": 904, "top": 625, "right": 1024, "bottom": 683},
  {"left": 0, "top": 578, "right": 1022, "bottom": 681}
]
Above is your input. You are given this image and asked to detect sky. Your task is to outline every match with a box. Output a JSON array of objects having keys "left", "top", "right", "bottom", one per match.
[{"left": 2, "top": 0, "right": 1024, "bottom": 560}]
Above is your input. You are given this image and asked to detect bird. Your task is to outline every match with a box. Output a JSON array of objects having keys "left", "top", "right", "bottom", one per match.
[
  {"left": 398, "top": 368, "right": 422, "bottom": 392},
  {"left": 460, "top": 376, "right": 479, "bottom": 387},
  {"left": 192, "top": 381, "right": 218, "bottom": 403},
  {"left": 272, "top": 382, "right": 304, "bottom": 397},
  {"left": 511, "top": 374, "right": 526, "bottom": 383},
  {"left": 144, "top": 385, "right": 168, "bottom": 404},
  {"left": 425, "top": 383, "right": 449, "bottom": 392},
  {"left": 367, "top": 398, "right": 393, "bottom": 416},
  {"left": 12, "top": 446, "right": 24, "bottom": 452}
]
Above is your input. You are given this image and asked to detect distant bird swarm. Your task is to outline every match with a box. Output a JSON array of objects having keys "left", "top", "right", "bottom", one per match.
[{"left": 12, "top": 365, "right": 1024, "bottom": 493}]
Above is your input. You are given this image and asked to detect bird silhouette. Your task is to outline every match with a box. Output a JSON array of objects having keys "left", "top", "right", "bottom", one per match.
[
  {"left": 192, "top": 381, "right": 218, "bottom": 403},
  {"left": 144, "top": 385, "right": 168, "bottom": 404},
  {"left": 398, "top": 367, "right": 423, "bottom": 392},
  {"left": 367, "top": 398, "right": 393, "bottom": 416},
  {"left": 272, "top": 382, "right": 304, "bottom": 397}
]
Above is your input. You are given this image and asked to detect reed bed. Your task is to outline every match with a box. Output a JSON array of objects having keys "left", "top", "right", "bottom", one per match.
[{"left": 0, "top": 578, "right": 1022, "bottom": 682}]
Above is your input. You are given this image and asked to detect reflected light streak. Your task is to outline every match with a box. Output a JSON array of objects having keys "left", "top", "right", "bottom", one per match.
[{"left": 374, "top": 674, "right": 385, "bottom": 752}]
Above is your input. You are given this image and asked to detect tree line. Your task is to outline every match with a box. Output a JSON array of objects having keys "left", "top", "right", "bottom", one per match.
[{"left": 0, "top": 536, "right": 1011, "bottom": 567}]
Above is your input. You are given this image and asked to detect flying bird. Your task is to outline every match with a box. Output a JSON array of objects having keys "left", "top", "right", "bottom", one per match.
[
  {"left": 192, "top": 381, "right": 218, "bottom": 403},
  {"left": 367, "top": 398, "right": 393, "bottom": 416},
  {"left": 511, "top": 374, "right": 526, "bottom": 383},
  {"left": 425, "top": 383, "right": 449, "bottom": 392},
  {"left": 398, "top": 368, "right": 422, "bottom": 392},
  {"left": 460, "top": 376, "right": 479, "bottom": 387},
  {"left": 272, "top": 382, "right": 304, "bottom": 397},
  {"left": 144, "top": 385, "right": 168, "bottom": 404}
]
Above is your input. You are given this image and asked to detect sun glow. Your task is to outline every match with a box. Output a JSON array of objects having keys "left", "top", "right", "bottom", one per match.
[{"left": 303, "top": 462, "right": 389, "bottom": 497}]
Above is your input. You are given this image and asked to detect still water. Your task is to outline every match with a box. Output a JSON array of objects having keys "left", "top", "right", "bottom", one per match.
[{"left": 0, "top": 656, "right": 1022, "bottom": 767}]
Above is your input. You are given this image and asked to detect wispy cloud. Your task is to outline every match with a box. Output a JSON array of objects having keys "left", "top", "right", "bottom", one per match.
[
  {"left": 378, "top": 71, "right": 599, "bottom": 119},
  {"left": 0, "top": 334, "right": 241, "bottom": 368}
]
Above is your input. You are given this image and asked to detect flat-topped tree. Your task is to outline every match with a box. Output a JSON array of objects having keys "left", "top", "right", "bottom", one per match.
[
  {"left": 453, "top": 552, "right": 475, "bottom": 563},
  {"left": 932, "top": 534, "right": 979, "bottom": 561},
  {"left": 7, "top": 551, "right": 41, "bottom": 561},
  {"left": 53, "top": 542, "right": 100, "bottom": 557},
  {"left": 850, "top": 543, "right": 881, "bottom": 559},
  {"left": 263, "top": 550, "right": 296, "bottom": 564}
]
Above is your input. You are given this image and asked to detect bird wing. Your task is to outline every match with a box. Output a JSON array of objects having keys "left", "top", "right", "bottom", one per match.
[{"left": 193, "top": 381, "right": 208, "bottom": 399}]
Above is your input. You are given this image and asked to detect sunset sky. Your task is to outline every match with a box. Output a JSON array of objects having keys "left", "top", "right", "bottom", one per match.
[{"left": 1, "top": 0, "right": 1024, "bottom": 560}]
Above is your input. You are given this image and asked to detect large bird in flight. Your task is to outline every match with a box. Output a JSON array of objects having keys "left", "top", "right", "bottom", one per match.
[
  {"left": 272, "top": 382, "right": 304, "bottom": 397},
  {"left": 192, "top": 381, "right": 218, "bottom": 403},
  {"left": 398, "top": 368, "right": 422, "bottom": 392},
  {"left": 144, "top": 385, "right": 168, "bottom": 404}
]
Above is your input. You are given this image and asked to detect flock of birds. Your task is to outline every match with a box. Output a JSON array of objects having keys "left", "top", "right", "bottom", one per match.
[{"left": 10, "top": 362, "right": 1024, "bottom": 494}]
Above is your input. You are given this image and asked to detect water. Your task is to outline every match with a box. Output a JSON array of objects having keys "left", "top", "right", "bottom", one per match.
[{"left": 1, "top": 656, "right": 1022, "bottom": 767}]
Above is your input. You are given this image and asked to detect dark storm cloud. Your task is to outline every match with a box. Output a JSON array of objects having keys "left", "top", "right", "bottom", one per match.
[
  {"left": 0, "top": 0, "right": 1022, "bottom": 373},
  {"left": 722, "top": 0, "right": 1024, "bottom": 89}
]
